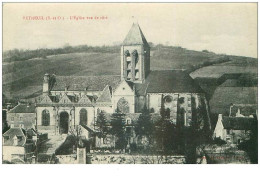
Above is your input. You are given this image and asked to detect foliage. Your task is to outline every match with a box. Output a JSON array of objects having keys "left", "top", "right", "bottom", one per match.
[
  {"left": 238, "top": 120, "right": 258, "bottom": 164},
  {"left": 110, "top": 112, "right": 127, "bottom": 149},
  {"left": 212, "top": 137, "right": 227, "bottom": 146},
  {"left": 96, "top": 111, "right": 109, "bottom": 138},
  {"left": 134, "top": 107, "right": 154, "bottom": 141}
]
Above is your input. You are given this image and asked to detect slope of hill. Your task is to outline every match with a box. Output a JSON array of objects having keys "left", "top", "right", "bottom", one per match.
[{"left": 2, "top": 45, "right": 258, "bottom": 101}]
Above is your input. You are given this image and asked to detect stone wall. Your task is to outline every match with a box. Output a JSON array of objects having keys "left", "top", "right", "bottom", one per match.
[{"left": 90, "top": 154, "right": 186, "bottom": 164}]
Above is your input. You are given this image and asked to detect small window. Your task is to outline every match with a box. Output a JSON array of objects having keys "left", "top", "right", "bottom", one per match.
[
  {"left": 17, "top": 136, "right": 23, "bottom": 141},
  {"left": 227, "top": 130, "right": 230, "bottom": 134},
  {"left": 126, "top": 118, "right": 132, "bottom": 125}
]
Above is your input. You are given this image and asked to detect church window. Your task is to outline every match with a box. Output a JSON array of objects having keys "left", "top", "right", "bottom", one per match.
[
  {"left": 42, "top": 110, "right": 50, "bottom": 126},
  {"left": 135, "top": 70, "right": 139, "bottom": 79},
  {"left": 127, "top": 61, "right": 131, "bottom": 69},
  {"left": 125, "top": 50, "right": 130, "bottom": 57},
  {"left": 127, "top": 70, "right": 131, "bottom": 79},
  {"left": 117, "top": 98, "right": 129, "bottom": 113},
  {"left": 164, "top": 95, "right": 173, "bottom": 103},
  {"left": 165, "top": 108, "right": 171, "bottom": 119},
  {"left": 80, "top": 108, "right": 88, "bottom": 126},
  {"left": 179, "top": 97, "right": 185, "bottom": 104}
]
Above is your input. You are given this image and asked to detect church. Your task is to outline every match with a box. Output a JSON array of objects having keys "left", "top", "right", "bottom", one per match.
[{"left": 36, "top": 23, "right": 210, "bottom": 136}]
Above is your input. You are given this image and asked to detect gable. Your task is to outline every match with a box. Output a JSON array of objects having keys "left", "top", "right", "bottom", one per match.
[
  {"left": 96, "top": 85, "right": 112, "bottom": 103},
  {"left": 214, "top": 118, "right": 224, "bottom": 133},
  {"left": 78, "top": 95, "right": 92, "bottom": 104},
  {"left": 114, "top": 80, "right": 135, "bottom": 96},
  {"left": 59, "top": 94, "right": 72, "bottom": 104},
  {"left": 40, "top": 95, "right": 53, "bottom": 104}
]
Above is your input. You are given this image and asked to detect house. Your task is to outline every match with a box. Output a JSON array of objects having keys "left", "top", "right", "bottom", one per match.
[
  {"left": 2, "top": 128, "right": 35, "bottom": 163},
  {"left": 7, "top": 103, "right": 36, "bottom": 130},
  {"left": 213, "top": 114, "right": 256, "bottom": 144}
]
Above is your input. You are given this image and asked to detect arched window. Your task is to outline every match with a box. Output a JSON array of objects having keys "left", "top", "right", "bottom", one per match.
[
  {"left": 42, "top": 110, "right": 50, "bottom": 126},
  {"left": 165, "top": 108, "right": 171, "bottom": 119},
  {"left": 117, "top": 98, "right": 129, "bottom": 113},
  {"left": 80, "top": 108, "right": 88, "bottom": 125}
]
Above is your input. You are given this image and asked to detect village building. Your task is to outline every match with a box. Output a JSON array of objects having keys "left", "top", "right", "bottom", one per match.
[
  {"left": 6, "top": 103, "right": 36, "bottom": 130},
  {"left": 213, "top": 114, "right": 256, "bottom": 145},
  {"left": 34, "top": 23, "right": 211, "bottom": 137},
  {"left": 2, "top": 128, "right": 36, "bottom": 163}
]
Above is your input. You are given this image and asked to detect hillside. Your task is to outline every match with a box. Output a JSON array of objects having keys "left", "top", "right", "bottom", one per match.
[{"left": 2, "top": 45, "right": 258, "bottom": 101}]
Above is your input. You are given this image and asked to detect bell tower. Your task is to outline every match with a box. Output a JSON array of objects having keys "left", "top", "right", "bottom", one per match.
[{"left": 121, "top": 23, "right": 150, "bottom": 83}]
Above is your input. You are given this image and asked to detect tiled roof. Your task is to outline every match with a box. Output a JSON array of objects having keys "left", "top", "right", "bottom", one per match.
[
  {"left": 9, "top": 104, "right": 36, "bottom": 113},
  {"left": 230, "top": 104, "right": 258, "bottom": 117},
  {"left": 3, "top": 128, "right": 26, "bottom": 146},
  {"left": 135, "top": 70, "right": 204, "bottom": 95},
  {"left": 222, "top": 116, "right": 256, "bottom": 130},
  {"left": 51, "top": 75, "right": 121, "bottom": 91},
  {"left": 96, "top": 85, "right": 112, "bottom": 103},
  {"left": 123, "top": 23, "right": 149, "bottom": 46}
]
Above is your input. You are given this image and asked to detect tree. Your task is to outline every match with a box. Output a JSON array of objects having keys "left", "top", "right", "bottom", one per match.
[
  {"left": 153, "top": 95, "right": 177, "bottom": 154},
  {"left": 238, "top": 119, "right": 258, "bottom": 164},
  {"left": 110, "top": 112, "right": 127, "bottom": 150},
  {"left": 135, "top": 107, "right": 154, "bottom": 142},
  {"left": 96, "top": 110, "right": 108, "bottom": 138}
]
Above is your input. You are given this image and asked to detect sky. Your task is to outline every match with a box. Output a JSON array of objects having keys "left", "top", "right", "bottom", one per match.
[{"left": 3, "top": 3, "right": 257, "bottom": 58}]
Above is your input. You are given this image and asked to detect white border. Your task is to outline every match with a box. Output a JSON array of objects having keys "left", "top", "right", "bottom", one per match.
[{"left": 0, "top": 1, "right": 259, "bottom": 181}]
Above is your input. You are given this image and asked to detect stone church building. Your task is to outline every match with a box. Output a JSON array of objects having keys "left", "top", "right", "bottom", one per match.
[{"left": 36, "top": 23, "right": 211, "bottom": 136}]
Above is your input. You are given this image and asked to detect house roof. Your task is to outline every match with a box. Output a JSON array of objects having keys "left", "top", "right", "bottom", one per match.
[
  {"left": 9, "top": 104, "right": 36, "bottom": 113},
  {"left": 135, "top": 70, "right": 204, "bottom": 95},
  {"left": 3, "top": 128, "right": 26, "bottom": 146},
  {"left": 230, "top": 104, "right": 258, "bottom": 117},
  {"left": 51, "top": 75, "right": 121, "bottom": 91},
  {"left": 123, "top": 23, "right": 149, "bottom": 47},
  {"left": 222, "top": 116, "right": 256, "bottom": 130}
]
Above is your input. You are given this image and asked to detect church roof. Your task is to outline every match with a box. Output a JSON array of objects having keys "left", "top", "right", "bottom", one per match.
[
  {"left": 135, "top": 70, "right": 204, "bottom": 95},
  {"left": 123, "top": 23, "right": 149, "bottom": 47},
  {"left": 96, "top": 85, "right": 112, "bottom": 103},
  {"left": 51, "top": 75, "right": 121, "bottom": 91}
]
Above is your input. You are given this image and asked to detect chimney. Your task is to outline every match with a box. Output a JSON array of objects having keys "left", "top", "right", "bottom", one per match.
[{"left": 229, "top": 103, "right": 233, "bottom": 117}]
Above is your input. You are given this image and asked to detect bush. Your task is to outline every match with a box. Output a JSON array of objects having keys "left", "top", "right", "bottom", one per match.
[{"left": 212, "top": 137, "right": 227, "bottom": 146}]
